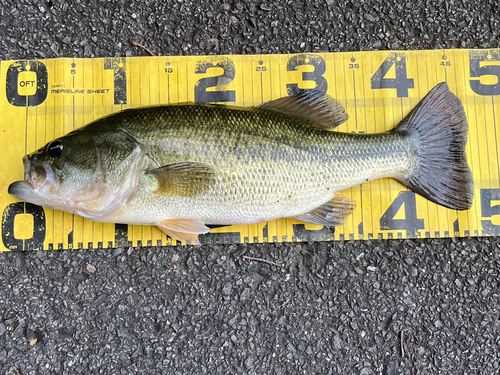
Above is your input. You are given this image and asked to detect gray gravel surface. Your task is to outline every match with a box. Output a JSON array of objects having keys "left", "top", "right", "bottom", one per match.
[{"left": 1, "top": 0, "right": 500, "bottom": 374}]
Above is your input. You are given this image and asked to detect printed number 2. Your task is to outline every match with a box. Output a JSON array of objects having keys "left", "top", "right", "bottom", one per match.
[
  {"left": 194, "top": 58, "right": 236, "bottom": 103},
  {"left": 380, "top": 191, "right": 424, "bottom": 236},
  {"left": 371, "top": 53, "right": 414, "bottom": 97},
  {"left": 469, "top": 50, "right": 500, "bottom": 96}
]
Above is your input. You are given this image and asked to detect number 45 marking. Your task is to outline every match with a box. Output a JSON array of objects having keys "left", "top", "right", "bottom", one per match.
[{"left": 371, "top": 53, "right": 415, "bottom": 97}]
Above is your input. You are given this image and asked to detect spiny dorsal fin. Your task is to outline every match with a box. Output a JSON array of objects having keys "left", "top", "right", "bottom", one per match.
[
  {"left": 291, "top": 194, "right": 356, "bottom": 226},
  {"left": 155, "top": 218, "right": 211, "bottom": 245},
  {"left": 145, "top": 162, "right": 217, "bottom": 196},
  {"left": 259, "top": 89, "right": 349, "bottom": 130}
]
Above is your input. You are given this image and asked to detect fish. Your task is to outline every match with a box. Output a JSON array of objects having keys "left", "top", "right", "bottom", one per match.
[{"left": 8, "top": 82, "right": 473, "bottom": 244}]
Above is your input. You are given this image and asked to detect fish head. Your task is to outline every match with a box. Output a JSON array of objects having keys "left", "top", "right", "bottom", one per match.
[{"left": 8, "top": 126, "right": 147, "bottom": 219}]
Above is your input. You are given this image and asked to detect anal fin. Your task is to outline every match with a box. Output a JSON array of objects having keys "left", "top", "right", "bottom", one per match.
[
  {"left": 155, "top": 218, "right": 211, "bottom": 245},
  {"left": 291, "top": 195, "right": 356, "bottom": 226}
]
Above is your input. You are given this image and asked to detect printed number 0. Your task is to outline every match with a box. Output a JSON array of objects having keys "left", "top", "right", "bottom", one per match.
[
  {"left": 1, "top": 203, "right": 45, "bottom": 251},
  {"left": 6, "top": 60, "right": 48, "bottom": 107}
]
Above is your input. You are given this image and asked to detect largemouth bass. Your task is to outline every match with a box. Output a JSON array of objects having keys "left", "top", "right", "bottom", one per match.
[{"left": 8, "top": 83, "right": 473, "bottom": 244}]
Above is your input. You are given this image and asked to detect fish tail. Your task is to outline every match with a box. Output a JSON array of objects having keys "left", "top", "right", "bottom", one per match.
[{"left": 394, "top": 82, "right": 473, "bottom": 210}]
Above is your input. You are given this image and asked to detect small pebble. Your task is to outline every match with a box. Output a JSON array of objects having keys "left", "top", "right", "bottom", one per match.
[{"left": 86, "top": 263, "right": 96, "bottom": 273}]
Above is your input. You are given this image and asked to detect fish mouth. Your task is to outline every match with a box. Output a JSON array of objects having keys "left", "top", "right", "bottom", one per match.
[
  {"left": 8, "top": 180, "right": 35, "bottom": 202},
  {"left": 8, "top": 156, "right": 57, "bottom": 202}
]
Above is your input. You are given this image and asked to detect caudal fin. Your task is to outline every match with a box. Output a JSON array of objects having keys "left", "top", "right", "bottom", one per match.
[{"left": 394, "top": 82, "right": 473, "bottom": 210}]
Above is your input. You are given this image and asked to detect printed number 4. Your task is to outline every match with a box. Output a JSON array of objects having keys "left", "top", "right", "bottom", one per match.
[
  {"left": 380, "top": 191, "right": 424, "bottom": 236},
  {"left": 371, "top": 53, "right": 414, "bottom": 98}
]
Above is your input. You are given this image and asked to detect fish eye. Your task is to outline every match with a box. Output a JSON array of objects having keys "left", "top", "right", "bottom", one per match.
[{"left": 47, "top": 140, "right": 63, "bottom": 158}]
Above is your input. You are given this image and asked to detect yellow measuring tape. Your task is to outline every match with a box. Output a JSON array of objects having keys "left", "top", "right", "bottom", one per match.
[{"left": 0, "top": 49, "right": 499, "bottom": 250}]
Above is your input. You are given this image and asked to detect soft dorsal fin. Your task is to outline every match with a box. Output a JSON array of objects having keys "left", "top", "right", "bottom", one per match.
[
  {"left": 145, "top": 162, "right": 217, "bottom": 196},
  {"left": 259, "top": 89, "right": 349, "bottom": 130},
  {"left": 290, "top": 194, "right": 356, "bottom": 226}
]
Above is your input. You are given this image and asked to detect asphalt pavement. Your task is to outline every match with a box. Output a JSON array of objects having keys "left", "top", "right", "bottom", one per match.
[{"left": 0, "top": 0, "right": 500, "bottom": 374}]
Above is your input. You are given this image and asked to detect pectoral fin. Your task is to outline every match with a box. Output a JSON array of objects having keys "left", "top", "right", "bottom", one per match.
[
  {"left": 155, "top": 218, "right": 211, "bottom": 245},
  {"left": 291, "top": 195, "right": 356, "bottom": 226},
  {"left": 146, "top": 162, "right": 217, "bottom": 197}
]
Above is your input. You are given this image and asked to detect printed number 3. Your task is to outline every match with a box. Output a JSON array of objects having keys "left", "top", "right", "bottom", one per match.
[{"left": 286, "top": 54, "right": 328, "bottom": 95}]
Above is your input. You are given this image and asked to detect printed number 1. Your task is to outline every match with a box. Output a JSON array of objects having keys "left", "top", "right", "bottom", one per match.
[
  {"left": 104, "top": 58, "right": 127, "bottom": 105},
  {"left": 371, "top": 53, "right": 414, "bottom": 97}
]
